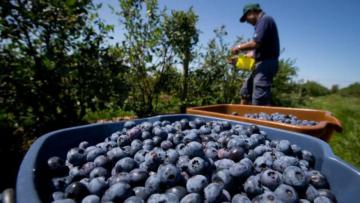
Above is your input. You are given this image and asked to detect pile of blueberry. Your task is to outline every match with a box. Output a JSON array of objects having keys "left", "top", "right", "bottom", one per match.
[
  {"left": 48, "top": 118, "right": 336, "bottom": 203},
  {"left": 242, "top": 112, "right": 319, "bottom": 126}
]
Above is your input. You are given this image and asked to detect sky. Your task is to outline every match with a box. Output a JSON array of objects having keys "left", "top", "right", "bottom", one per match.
[{"left": 96, "top": 0, "right": 360, "bottom": 88}]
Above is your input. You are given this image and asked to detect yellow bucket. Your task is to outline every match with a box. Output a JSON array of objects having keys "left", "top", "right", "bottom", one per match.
[{"left": 235, "top": 55, "right": 255, "bottom": 71}]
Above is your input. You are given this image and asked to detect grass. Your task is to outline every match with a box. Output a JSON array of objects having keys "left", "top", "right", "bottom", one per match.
[{"left": 301, "top": 94, "right": 360, "bottom": 169}]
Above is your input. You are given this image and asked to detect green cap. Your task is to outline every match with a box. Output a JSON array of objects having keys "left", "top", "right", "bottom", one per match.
[{"left": 240, "top": 3, "right": 262, "bottom": 23}]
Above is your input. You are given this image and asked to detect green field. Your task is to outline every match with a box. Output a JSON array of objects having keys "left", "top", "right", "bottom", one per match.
[{"left": 302, "top": 94, "right": 360, "bottom": 169}]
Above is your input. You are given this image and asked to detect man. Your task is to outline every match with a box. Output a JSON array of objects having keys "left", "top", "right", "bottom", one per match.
[{"left": 231, "top": 3, "right": 280, "bottom": 105}]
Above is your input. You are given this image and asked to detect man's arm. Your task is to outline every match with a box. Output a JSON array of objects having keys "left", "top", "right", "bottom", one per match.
[{"left": 231, "top": 40, "right": 258, "bottom": 55}]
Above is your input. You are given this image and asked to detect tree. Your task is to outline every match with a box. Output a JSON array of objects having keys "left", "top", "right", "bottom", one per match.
[
  {"left": 164, "top": 8, "right": 199, "bottom": 112},
  {"left": 188, "top": 26, "right": 248, "bottom": 106},
  {"left": 301, "top": 81, "right": 330, "bottom": 97},
  {"left": 117, "top": 0, "right": 174, "bottom": 116},
  {"left": 0, "top": 0, "right": 129, "bottom": 189},
  {"left": 271, "top": 59, "right": 302, "bottom": 106},
  {"left": 331, "top": 84, "right": 339, "bottom": 94}
]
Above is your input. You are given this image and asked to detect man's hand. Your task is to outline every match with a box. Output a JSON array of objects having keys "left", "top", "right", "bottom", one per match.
[
  {"left": 231, "top": 45, "right": 241, "bottom": 55},
  {"left": 231, "top": 40, "right": 258, "bottom": 55},
  {"left": 245, "top": 51, "right": 254, "bottom": 58},
  {"left": 227, "top": 55, "right": 238, "bottom": 64}
]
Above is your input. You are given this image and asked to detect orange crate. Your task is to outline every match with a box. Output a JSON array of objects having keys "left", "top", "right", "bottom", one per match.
[{"left": 187, "top": 104, "right": 342, "bottom": 142}]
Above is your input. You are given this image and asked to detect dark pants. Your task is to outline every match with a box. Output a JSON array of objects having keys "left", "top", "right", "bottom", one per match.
[{"left": 240, "top": 59, "right": 279, "bottom": 105}]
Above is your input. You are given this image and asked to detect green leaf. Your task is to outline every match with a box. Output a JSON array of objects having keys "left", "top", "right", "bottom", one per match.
[{"left": 66, "top": 0, "right": 76, "bottom": 6}]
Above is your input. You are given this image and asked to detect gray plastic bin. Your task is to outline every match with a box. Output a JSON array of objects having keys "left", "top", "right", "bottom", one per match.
[{"left": 17, "top": 114, "right": 360, "bottom": 203}]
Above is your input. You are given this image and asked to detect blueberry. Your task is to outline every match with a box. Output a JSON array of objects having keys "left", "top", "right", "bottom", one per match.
[
  {"left": 108, "top": 172, "right": 131, "bottom": 185},
  {"left": 276, "top": 140, "right": 291, "bottom": 155},
  {"left": 90, "top": 167, "right": 108, "bottom": 179},
  {"left": 180, "top": 193, "right": 203, "bottom": 203},
  {"left": 184, "top": 141, "right": 203, "bottom": 157},
  {"left": 260, "top": 169, "right": 282, "bottom": 191},
  {"left": 183, "top": 132, "right": 199, "bottom": 143},
  {"left": 64, "top": 182, "right": 89, "bottom": 202},
  {"left": 205, "top": 147, "right": 218, "bottom": 160},
  {"left": 229, "top": 163, "right": 251, "bottom": 179},
  {"left": 252, "top": 191, "right": 282, "bottom": 203},
  {"left": 164, "top": 149, "right": 179, "bottom": 164},
  {"left": 124, "top": 120, "right": 136, "bottom": 129},
  {"left": 283, "top": 166, "right": 307, "bottom": 189},
  {"left": 152, "top": 136, "right": 163, "bottom": 146},
  {"left": 229, "top": 147, "right": 245, "bottom": 162},
  {"left": 204, "top": 182, "right": 224, "bottom": 203},
  {"left": 299, "top": 199, "right": 311, "bottom": 203},
  {"left": 180, "top": 119, "right": 190, "bottom": 130},
  {"left": 299, "top": 160, "right": 310, "bottom": 171},
  {"left": 188, "top": 157, "right": 206, "bottom": 175},
  {"left": 129, "top": 168, "right": 149, "bottom": 186},
  {"left": 87, "top": 177, "right": 108, "bottom": 196},
  {"left": 317, "top": 189, "right": 337, "bottom": 203},
  {"left": 217, "top": 148, "right": 230, "bottom": 159},
  {"left": 186, "top": 175, "right": 208, "bottom": 193},
  {"left": 80, "top": 162, "right": 95, "bottom": 177},
  {"left": 93, "top": 155, "right": 110, "bottom": 169},
  {"left": 115, "top": 157, "right": 137, "bottom": 172},
  {"left": 272, "top": 156, "right": 299, "bottom": 172},
  {"left": 127, "top": 127, "right": 142, "bottom": 140},
  {"left": 158, "top": 164, "right": 181, "bottom": 185},
  {"left": 81, "top": 195, "right": 100, "bottom": 203},
  {"left": 166, "top": 186, "right": 188, "bottom": 200},
  {"left": 160, "top": 140, "right": 174, "bottom": 150},
  {"left": 51, "top": 177, "right": 67, "bottom": 190},
  {"left": 141, "top": 121, "right": 153, "bottom": 131},
  {"left": 145, "top": 175, "right": 162, "bottom": 194},
  {"left": 199, "top": 125, "right": 212, "bottom": 135},
  {"left": 274, "top": 184, "right": 298, "bottom": 203},
  {"left": 253, "top": 145, "right": 270, "bottom": 157},
  {"left": 290, "top": 144, "right": 302, "bottom": 157},
  {"left": 247, "top": 125, "right": 260, "bottom": 135},
  {"left": 153, "top": 127, "right": 168, "bottom": 140},
  {"left": 254, "top": 156, "right": 272, "bottom": 173},
  {"left": 141, "top": 131, "right": 152, "bottom": 140},
  {"left": 143, "top": 139, "right": 155, "bottom": 151},
  {"left": 102, "top": 182, "right": 133, "bottom": 202},
  {"left": 147, "top": 193, "right": 179, "bottom": 203},
  {"left": 305, "top": 184, "right": 319, "bottom": 202},
  {"left": 130, "top": 139, "right": 143, "bottom": 155},
  {"left": 314, "top": 196, "right": 333, "bottom": 203},
  {"left": 212, "top": 169, "right": 232, "bottom": 187},
  {"left": 124, "top": 196, "right": 145, "bottom": 203},
  {"left": 231, "top": 194, "right": 251, "bottom": 203},
  {"left": 106, "top": 147, "right": 126, "bottom": 162},
  {"left": 244, "top": 175, "right": 264, "bottom": 197},
  {"left": 48, "top": 156, "right": 68, "bottom": 176},
  {"left": 67, "top": 148, "right": 86, "bottom": 166},
  {"left": 194, "top": 118, "right": 205, "bottom": 128},
  {"left": 306, "top": 170, "right": 329, "bottom": 189},
  {"left": 300, "top": 150, "right": 315, "bottom": 167},
  {"left": 52, "top": 199, "right": 76, "bottom": 203},
  {"left": 172, "top": 133, "right": 184, "bottom": 145},
  {"left": 214, "top": 159, "right": 234, "bottom": 171},
  {"left": 177, "top": 155, "right": 190, "bottom": 171},
  {"left": 117, "top": 134, "right": 131, "bottom": 147},
  {"left": 133, "top": 186, "right": 148, "bottom": 200},
  {"left": 52, "top": 191, "right": 65, "bottom": 200}
]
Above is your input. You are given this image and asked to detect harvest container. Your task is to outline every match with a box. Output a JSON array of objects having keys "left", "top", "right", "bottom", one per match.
[
  {"left": 187, "top": 104, "right": 343, "bottom": 141},
  {"left": 17, "top": 114, "right": 358, "bottom": 203}
]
